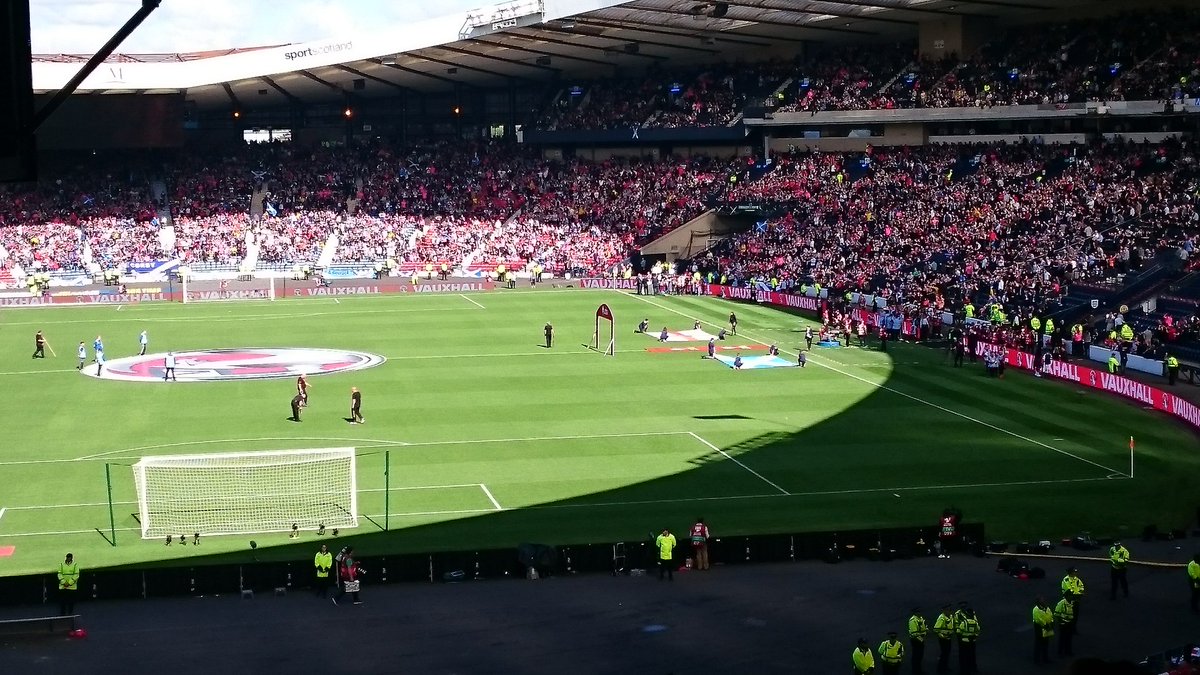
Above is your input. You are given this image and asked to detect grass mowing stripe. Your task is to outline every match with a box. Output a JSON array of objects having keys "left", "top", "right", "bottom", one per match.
[
  {"left": 0, "top": 475, "right": 1118, "bottom": 539},
  {"left": 624, "top": 291, "right": 1127, "bottom": 477}
]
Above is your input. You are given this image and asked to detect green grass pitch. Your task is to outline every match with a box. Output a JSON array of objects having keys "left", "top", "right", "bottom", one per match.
[{"left": 0, "top": 288, "right": 1195, "bottom": 576}]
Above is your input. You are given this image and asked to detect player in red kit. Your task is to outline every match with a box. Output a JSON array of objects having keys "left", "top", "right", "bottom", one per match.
[{"left": 297, "top": 374, "right": 310, "bottom": 408}]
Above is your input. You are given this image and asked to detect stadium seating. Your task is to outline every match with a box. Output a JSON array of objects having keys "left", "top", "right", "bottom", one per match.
[{"left": 707, "top": 139, "right": 1199, "bottom": 322}]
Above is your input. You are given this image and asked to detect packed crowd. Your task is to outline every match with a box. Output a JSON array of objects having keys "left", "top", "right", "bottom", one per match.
[
  {"left": 706, "top": 139, "right": 1200, "bottom": 322},
  {"left": 0, "top": 141, "right": 732, "bottom": 277},
  {"left": 534, "top": 61, "right": 795, "bottom": 131},
  {"left": 528, "top": 9, "right": 1200, "bottom": 131}
]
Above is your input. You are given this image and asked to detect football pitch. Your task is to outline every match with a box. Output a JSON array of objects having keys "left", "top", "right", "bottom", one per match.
[{"left": 0, "top": 287, "right": 1196, "bottom": 577}]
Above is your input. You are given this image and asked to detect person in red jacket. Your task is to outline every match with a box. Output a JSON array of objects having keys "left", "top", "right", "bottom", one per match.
[
  {"left": 333, "top": 546, "right": 363, "bottom": 606},
  {"left": 690, "top": 518, "right": 711, "bottom": 571}
]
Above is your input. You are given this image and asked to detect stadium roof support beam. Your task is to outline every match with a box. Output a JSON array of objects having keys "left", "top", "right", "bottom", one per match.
[
  {"left": 258, "top": 76, "right": 303, "bottom": 105},
  {"left": 825, "top": 0, "right": 994, "bottom": 17},
  {"left": 467, "top": 38, "right": 620, "bottom": 70},
  {"left": 299, "top": 69, "right": 344, "bottom": 93},
  {"left": 507, "top": 30, "right": 667, "bottom": 61},
  {"left": 437, "top": 45, "right": 562, "bottom": 74},
  {"left": 409, "top": 51, "right": 538, "bottom": 82},
  {"left": 375, "top": 60, "right": 463, "bottom": 87},
  {"left": 221, "top": 82, "right": 241, "bottom": 109},
  {"left": 689, "top": 0, "right": 919, "bottom": 26},
  {"left": 541, "top": 25, "right": 722, "bottom": 54},
  {"left": 331, "top": 65, "right": 409, "bottom": 93},
  {"left": 939, "top": 0, "right": 1047, "bottom": 9},
  {"left": 572, "top": 18, "right": 776, "bottom": 46},
  {"left": 32, "top": 0, "right": 162, "bottom": 130},
  {"left": 619, "top": 7, "right": 875, "bottom": 35}
]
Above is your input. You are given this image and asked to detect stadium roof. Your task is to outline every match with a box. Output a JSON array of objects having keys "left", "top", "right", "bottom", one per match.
[{"left": 30, "top": 0, "right": 1088, "bottom": 108}]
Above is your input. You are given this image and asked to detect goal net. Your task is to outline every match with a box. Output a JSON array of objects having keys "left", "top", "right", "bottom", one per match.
[
  {"left": 132, "top": 447, "right": 358, "bottom": 538},
  {"left": 591, "top": 303, "right": 615, "bottom": 356},
  {"left": 181, "top": 273, "right": 276, "bottom": 303}
]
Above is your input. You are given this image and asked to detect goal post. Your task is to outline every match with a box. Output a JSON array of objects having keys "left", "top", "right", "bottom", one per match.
[
  {"left": 180, "top": 271, "right": 276, "bottom": 304},
  {"left": 132, "top": 447, "right": 357, "bottom": 538},
  {"left": 592, "top": 303, "right": 615, "bottom": 356}
]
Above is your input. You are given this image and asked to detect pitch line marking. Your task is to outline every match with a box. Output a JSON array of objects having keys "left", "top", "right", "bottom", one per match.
[
  {"left": 623, "top": 292, "right": 1126, "bottom": 477},
  {"left": 0, "top": 475, "right": 1123, "bottom": 538},
  {"left": 0, "top": 345, "right": 648, "bottom": 372},
  {"left": 0, "top": 305, "right": 470, "bottom": 327},
  {"left": 459, "top": 293, "right": 486, "bottom": 309},
  {"left": 33, "top": 431, "right": 687, "bottom": 466},
  {"left": 0, "top": 507, "right": 6, "bottom": 523},
  {"left": 479, "top": 484, "right": 504, "bottom": 510},
  {"left": 366, "top": 430, "right": 692, "bottom": 449},
  {"left": 70, "top": 436, "right": 412, "bottom": 462},
  {"left": 0, "top": 369, "right": 78, "bottom": 376},
  {"left": 382, "top": 349, "right": 641, "bottom": 360},
  {"left": 687, "top": 432, "right": 789, "bottom": 495}
]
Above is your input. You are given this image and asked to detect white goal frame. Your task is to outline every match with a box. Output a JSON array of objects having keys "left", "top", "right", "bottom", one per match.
[
  {"left": 592, "top": 303, "right": 615, "bottom": 356},
  {"left": 180, "top": 273, "right": 276, "bottom": 303},
  {"left": 132, "top": 447, "right": 358, "bottom": 538}
]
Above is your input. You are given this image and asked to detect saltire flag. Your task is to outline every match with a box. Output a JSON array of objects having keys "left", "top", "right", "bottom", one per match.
[{"left": 265, "top": 203, "right": 278, "bottom": 217}]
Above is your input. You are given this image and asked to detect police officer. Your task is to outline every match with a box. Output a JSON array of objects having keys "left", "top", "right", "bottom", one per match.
[
  {"left": 932, "top": 604, "right": 955, "bottom": 674},
  {"left": 57, "top": 553, "right": 80, "bottom": 615},
  {"left": 878, "top": 631, "right": 905, "bottom": 675},
  {"left": 1109, "top": 539, "right": 1130, "bottom": 599},
  {"left": 907, "top": 607, "right": 927, "bottom": 674},
  {"left": 1167, "top": 354, "right": 1180, "bottom": 385},
  {"left": 1061, "top": 567, "right": 1085, "bottom": 629},
  {"left": 955, "top": 606, "right": 980, "bottom": 674},
  {"left": 1054, "top": 591, "right": 1077, "bottom": 656},
  {"left": 313, "top": 544, "right": 333, "bottom": 598},
  {"left": 1032, "top": 596, "right": 1054, "bottom": 664},
  {"left": 853, "top": 638, "right": 876, "bottom": 674}
]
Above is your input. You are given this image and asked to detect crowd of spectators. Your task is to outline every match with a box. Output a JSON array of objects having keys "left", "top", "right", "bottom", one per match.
[
  {"left": 534, "top": 61, "right": 795, "bottom": 131},
  {"left": 0, "top": 140, "right": 734, "bottom": 279},
  {"left": 706, "top": 139, "right": 1200, "bottom": 322},
  {"left": 526, "top": 9, "right": 1200, "bottom": 131}
]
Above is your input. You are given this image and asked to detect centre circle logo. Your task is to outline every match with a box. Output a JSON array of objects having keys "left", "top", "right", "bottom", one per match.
[{"left": 82, "top": 348, "right": 386, "bottom": 383}]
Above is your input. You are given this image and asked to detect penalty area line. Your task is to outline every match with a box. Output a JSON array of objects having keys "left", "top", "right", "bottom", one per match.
[
  {"left": 479, "top": 484, "right": 503, "bottom": 510},
  {"left": 623, "top": 292, "right": 1126, "bottom": 478},
  {"left": 460, "top": 294, "right": 486, "bottom": 309},
  {"left": 687, "top": 431, "right": 789, "bottom": 495}
]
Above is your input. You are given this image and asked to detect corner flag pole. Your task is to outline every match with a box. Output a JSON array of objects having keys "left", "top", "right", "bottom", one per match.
[
  {"left": 384, "top": 450, "right": 390, "bottom": 532},
  {"left": 105, "top": 463, "right": 117, "bottom": 546}
]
